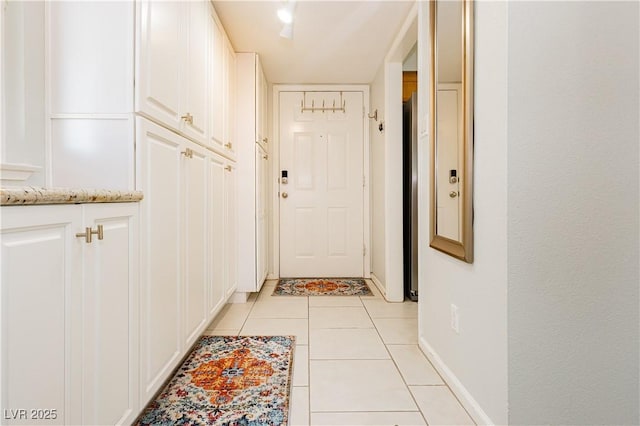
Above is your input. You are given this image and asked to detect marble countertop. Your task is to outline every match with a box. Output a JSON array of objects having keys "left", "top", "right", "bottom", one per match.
[{"left": 1, "top": 187, "right": 143, "bottom": 206}]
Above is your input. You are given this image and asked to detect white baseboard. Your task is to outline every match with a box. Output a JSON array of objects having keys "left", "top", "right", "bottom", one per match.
[
  {"left": 419, "top": 336, "right": 494, "bottom": 426},
  {"left": 369, "top": 273, "right": 386, "bottom": 298}
]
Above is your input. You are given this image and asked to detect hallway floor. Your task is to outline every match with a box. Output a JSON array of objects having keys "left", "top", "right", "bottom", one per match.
[{"left": 204, "top": 280, "right": 475, "bottom": 425}]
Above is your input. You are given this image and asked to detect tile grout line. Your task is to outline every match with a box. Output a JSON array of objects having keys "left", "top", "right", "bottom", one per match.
[{"left": 363, "top": 297, "right": 430, "bottom": 426}]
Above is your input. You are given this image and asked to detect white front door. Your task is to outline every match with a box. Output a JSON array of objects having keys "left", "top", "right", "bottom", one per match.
[
  {"left": 436, "top": 84, "right": 462, "bottom": 241},
  {"left": 279, "top": 91, "right": 364, "bottom": 277}
]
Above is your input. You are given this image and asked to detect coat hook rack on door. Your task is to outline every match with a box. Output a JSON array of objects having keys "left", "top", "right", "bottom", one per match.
[{"left": 301, "top": 91, "right": 346, "bottom": 113}]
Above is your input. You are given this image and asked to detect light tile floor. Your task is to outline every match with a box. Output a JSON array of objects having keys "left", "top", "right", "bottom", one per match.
[{"left": 204, "top": 279, "right": 475, "bottom": 426}]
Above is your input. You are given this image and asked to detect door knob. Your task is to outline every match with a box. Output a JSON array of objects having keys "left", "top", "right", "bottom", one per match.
[
  {"left": 449, "top": 191, "right": 458, "bottom": 198},
  {"left": 281, "top": 192, "right": 288, "bottom": 198}
]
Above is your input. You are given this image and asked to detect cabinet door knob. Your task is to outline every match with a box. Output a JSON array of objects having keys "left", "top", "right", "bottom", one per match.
[
  {"left": 181, "top": 148, "right": 193, "bottom": 158},
  {"left": 225, "top": 142, "right": 233, "bottom": 149},
  {"left": 263, "top": 154, "right": 268, "bottom": 160},
  {"left": 76, "top": 227, "right": 93, "bottom": 243},
  {"left": 181, "top": 113, "right": 193, "bottom": 124},
  {"left": 262, "top": 137, "right": 268, "bottom": 144},
  {"left": 449, "top": 191, "right": 458, "bottom": 198},
  {"left": 225, "top": 165, "right": 232, "bottom": 171},
  {"left": 93, "top": 225, "right": 104, "bottom": 240},
  {"left": 75, "top": 225, "right": 104, "bottom": 243},
  {"left": 281, "top": 192, "right": 288, "bottom": 199}
]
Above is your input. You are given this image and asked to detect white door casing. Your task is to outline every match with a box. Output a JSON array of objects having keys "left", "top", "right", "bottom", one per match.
[{"left": 279, "top": 91, "right": 365, "bottom": 278}]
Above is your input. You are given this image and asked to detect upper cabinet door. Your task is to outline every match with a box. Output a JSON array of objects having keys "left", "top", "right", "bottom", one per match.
[
  {"left": 136, "top": 0, "right": 184, "bottom": 130},
  {"left": 182, "top": 1, "right": 208, "bottom": 143},
  {"left": 255, "top": 56, "right": 263, "bottom": 145},
  {"left": 209, "top": 11, "right": 224, "bottom": 149},
  {"left": 255, "top": 56, "right": 269, "bottom": 150},
  {"left": 223, "top": 37, "right": 237, "bottom": 158}
]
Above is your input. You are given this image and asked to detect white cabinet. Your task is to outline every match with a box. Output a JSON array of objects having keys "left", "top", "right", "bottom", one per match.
[
  {"left": 0, "top": 202, "right": 139, "bottom": 426},
  {"left": 209, "top": 8, "right": 224, "bottom": 150},
  {"left": 236, "top": 52, "right": 270, "bottom": 296},
  {"left": 236, "top": 52, "right": 268, "bottom": 152},
  {"left": 209, "top": 6, "right": 237, "bottom": 158},
  {"left": 225, "top": 162, "right": 238, "bottom": 297},
  {"left": 183, "top": 143, "right": 209, "bottom": 349},
  {"left": 81, "top": 204, "right": 139, "bottom": 426},
  {"left": 256, "top": 57, "right": 269, "bottom": 149},
  {"left": 224, "top": 38, "right": 237, "bottom": 159},
  {"left": 137, "top": 0, "right": 208, "bottom": 144},
  {"left": 256, "top": 145, "right": 269, "bottom": 286},
  {"left": 137, "top": 118, "right": 183, "bottom": 404},
  {"left": 136, "top": 117, "right": 236, "bottom": 407},
  {"left": 208, "top": 154, "right": 227, "bottom": 316},
  {"left": 1, "top": 206, "right": 82, "bottom": 425},
  {"left": 48, "top": 0, "right": 135, "bottom": 190}
]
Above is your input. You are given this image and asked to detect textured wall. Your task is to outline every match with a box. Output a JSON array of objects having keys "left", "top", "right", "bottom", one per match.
[
  {"left": 507, "top": 2, "right": 640, "bottom": 424},
  {"left": 418, "top": 2, "right": 509, "bottom": 423},
  {"left": 370, "top": 64, "right": 386, "bottom": 287}
]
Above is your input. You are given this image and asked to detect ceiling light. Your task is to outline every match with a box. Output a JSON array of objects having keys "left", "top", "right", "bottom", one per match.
[{"left": 277, "top": 8, "right": 293, "bottom": 24}]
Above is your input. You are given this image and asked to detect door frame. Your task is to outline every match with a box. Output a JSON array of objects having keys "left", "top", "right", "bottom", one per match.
[{"left": 271, "top": 84, "right": 371, "bottom": 279}]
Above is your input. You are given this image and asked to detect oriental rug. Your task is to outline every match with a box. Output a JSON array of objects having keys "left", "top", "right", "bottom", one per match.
[
  {"left": 273, "top": 278, "right": 372, "bottom": 296},
  {"left": 136, "top": 335, "right": 295, "bottom": 426}
]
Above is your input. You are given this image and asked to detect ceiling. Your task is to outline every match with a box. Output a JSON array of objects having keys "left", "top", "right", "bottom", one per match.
[{"left": 212, "top": 1, "right": 415, "bottom": 84}]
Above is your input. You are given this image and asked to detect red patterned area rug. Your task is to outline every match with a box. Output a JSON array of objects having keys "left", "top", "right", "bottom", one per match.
[
  {"left": 136, "top": 335, "right": 295, "bottom": 426},
  {"left": 273, "top": 278, "right": 372, "bottom": 296}
]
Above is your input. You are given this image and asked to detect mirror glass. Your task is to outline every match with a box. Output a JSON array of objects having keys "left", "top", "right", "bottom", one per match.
[{"left": 429, "top": 0, "right": 474, "bottom": 262}]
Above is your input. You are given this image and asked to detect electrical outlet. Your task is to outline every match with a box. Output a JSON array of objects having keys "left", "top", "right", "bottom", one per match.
[{"left": 450, "top": 304, "right": 459, "bottom": 334}]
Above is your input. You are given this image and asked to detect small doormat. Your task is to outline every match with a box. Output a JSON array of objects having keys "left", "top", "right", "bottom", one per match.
[
  {"left": 273, "top": 278, "right": 372, "bottom": 296},
  {"left": 136, "top": 335, "right": 295, "bottom": 426}
]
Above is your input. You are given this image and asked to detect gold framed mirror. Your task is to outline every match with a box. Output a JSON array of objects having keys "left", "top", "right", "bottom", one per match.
[{"left": 429, "top": 0, "right": 474, "bottom": 262}]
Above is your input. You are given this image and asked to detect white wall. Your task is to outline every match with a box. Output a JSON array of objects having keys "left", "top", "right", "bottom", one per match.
[
  {"left": 418, "top": 2, "right": 509, "bottom": 424},
  {"left": 370, "top": 64, "right": 386, "bottom": 287},
  {"left": 369, "top": 6, "right": 416, "bottom": 301},
  {"left": 383, "top": 61, "right": 405, "bottom": 302},
  {"left": 2, "top": 1, "right": 46, "bottom": 186},
  {"left": 506, "top": 2, "right": 639, "bottom": 424},
  {"left": 419, "top": 1, "right": 639, "bottom": 424}
]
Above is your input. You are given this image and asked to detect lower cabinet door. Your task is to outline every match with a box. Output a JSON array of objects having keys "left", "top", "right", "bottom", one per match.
[
  {"left": 0, "top": 205, "right": 83, "bottom": 425},
  {"left": 137, "top": 117, "right": 183, "bottom": 405},
  {"left": 225, "top": 163, "right": 238, "bottom": 296},
  {"left": 208, "top": 153, "right": 226, "bottom": 317},
  {"left": 82, "top": 203, "right": 139, "bottom": 425},
  {"left": 183, "top": 144, "right": 208, "bottom": 348}
]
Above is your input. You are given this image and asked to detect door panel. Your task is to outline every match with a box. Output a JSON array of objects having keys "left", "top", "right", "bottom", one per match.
[
  {"left": 208, "top": 154, "right": 226, "bottom": 316},
  {"left": 327, "top": 134, "right": 348, "bottom": 190},
  {"left": 137, "top": 0, "right": 183, "bottom": 129},
  {"left": 183, "top": 145, "right": 208, "bottom": 347},
  {"left": 209, "top": 13, "right": 224, "bottom": 148},
  {"left": 279, "top": 91, "right": 364, "bottom": 277},
  {"left": 137, "top": 118, "right": 182, "bottom": 403},
  {"left": 224, "top": 164, "right": 237, "bottom": 296},
  {"left": 183, "top": 1, "right": 208, "bottom": 142},
  {"left": 1, "top": 206, "right": 82, "bottom": 425},
  {"left": 256, "top": 145, "right": 268, "bottom": 286},
  {"left": 82, "top": 204, "right": 138, "bottom": 426},
  {"left": 327, "top": 207, "right": 348, "bottom": 256},
  {"left": 435, "top": 85, "right": 462, "bottom": 241}
]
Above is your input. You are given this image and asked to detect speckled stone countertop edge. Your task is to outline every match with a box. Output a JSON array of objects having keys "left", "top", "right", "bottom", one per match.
[{"left": 1, "top": 187, "right": 144, "bottom": 206}]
